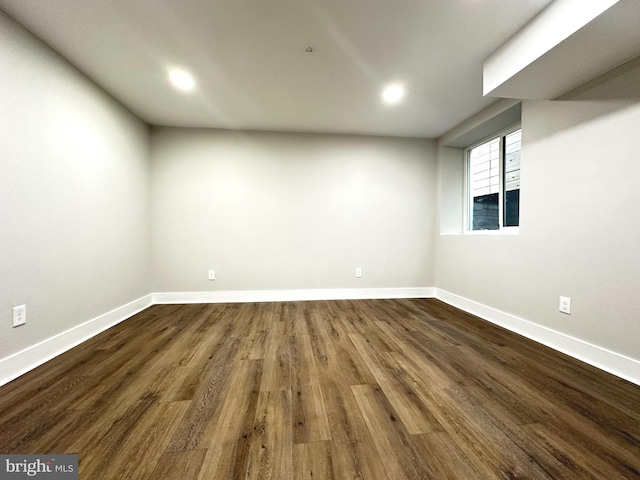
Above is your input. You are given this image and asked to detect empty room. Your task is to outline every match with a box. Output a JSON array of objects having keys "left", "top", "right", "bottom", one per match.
[{"left": 1, "top": 0, "right": 639, "bottom": 478}]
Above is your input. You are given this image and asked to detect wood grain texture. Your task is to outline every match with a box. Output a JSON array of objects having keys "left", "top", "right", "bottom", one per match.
[{"left": 0, "top": 299, "right": 639, "bottom": 479}]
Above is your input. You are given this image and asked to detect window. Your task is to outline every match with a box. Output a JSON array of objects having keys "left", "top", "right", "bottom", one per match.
[{"left": 466, "top": 126, "right": 521, "bottom": 231}]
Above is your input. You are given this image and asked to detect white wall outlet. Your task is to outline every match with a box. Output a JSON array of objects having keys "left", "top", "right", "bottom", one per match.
[
  {"left": 355, "top": 267, "right": 362, "bottom": 278},
  {"left": 559, "top": 296, "right": 571, "bottom": 315},
  {"left": 12, "top": 305, "right": 26, "bottom": 327},
  {"left": 208, "top": 269, "right": 216, "bottom": 280}
]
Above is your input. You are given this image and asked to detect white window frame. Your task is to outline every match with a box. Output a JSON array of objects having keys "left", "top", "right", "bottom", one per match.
[{"left": 464, "top": 123, "right": 521, "bottom": 234}]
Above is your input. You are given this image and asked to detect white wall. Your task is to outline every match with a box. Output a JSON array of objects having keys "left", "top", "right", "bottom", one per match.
[
  {"left": 0, "top": 12, "right": 150, "bottom": 360},
  {"left": 150, "top": 128, "right": 436, "bottom": 293},
  {"left": 436, "top": 67, "right": 640, "bottom": 364},
  {"left": 437, "top": 147, "right": 464, "bottom": 235}
]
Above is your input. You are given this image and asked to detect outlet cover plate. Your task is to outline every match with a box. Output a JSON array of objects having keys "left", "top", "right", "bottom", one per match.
[
  {"left": 12, "top": 304, "right": 26, "bottom": 327},
  {"left": 559, "top": 296, "right": 571, "bottom": 315}
]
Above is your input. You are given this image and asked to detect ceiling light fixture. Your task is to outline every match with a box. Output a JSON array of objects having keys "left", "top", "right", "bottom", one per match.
[
  {"left": 381, "top": 83, "right": 405, "bottom": 105},
  {"left": 169, "top": 68, "right": 195, "bottom": 92}
]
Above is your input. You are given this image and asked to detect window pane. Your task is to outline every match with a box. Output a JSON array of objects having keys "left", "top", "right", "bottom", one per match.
[
  {"left": 467, "top": 127, "right": 521, "bottom": 231},
  {"left": 504, "top": 129, "right": 521, "bottom": 227},
  {"left": 469, "top": 137, "right": 500, "bottom": 230},
  {"left": 472, "top": 193, "right": 499, "bottom": 230}
]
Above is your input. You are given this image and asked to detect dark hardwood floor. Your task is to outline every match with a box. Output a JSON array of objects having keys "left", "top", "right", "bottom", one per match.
[{"left": 0, "top": 299, "right": 639, "bottom": 479}]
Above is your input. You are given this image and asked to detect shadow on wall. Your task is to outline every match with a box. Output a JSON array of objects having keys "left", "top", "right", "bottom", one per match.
[
  {"left": 523, "top": 98, "right": 638, "bottom": 145},
  {"left": 559, "top": 54, "right": 640, "bottom": 101},
  {"left": 523, "top": 54, "right": 640, "bottom": 144}
]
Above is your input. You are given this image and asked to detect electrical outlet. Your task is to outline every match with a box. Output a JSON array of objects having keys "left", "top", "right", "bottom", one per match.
[
  {"left": 355, "top": 267, "right": 362, "bottom": 278},
  {"left": 12, "top": 305, "right": 26, "bottom": 327},
  {"left": 559, "top": 296, "right": 571, "bottom": 315},
  {"left": 208, "top": 270, "right": 216, "bottom": 281}
]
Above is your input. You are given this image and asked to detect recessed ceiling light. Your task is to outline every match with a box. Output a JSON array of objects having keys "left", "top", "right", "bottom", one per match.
[
  {"left": 381, "top": 83, "right": 405, "bottom": 105},
  {"left": 169, "top": 68, "right": 195, "bottom": 92}
]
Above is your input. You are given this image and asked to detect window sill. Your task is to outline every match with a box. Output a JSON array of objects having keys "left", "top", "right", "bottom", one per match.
[{"left": 463, "top": 228, "right": 519, "bottom": 236}]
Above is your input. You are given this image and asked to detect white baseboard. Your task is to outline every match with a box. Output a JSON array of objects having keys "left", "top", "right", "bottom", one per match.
[
  {"left": 0, "top": 288, "right": 432, "bottom": 387},
  {"left": 3, "top": 287, "right": 638, "bottom": 389},
  {"left": 152, "top": 287, "right": 436, "bottom": 304},
  {"left": 0, "top": 294, "right": 153, "bottom": 387},
  {"left": 435, "top": 288, "right": 640, "bottom": 387}
]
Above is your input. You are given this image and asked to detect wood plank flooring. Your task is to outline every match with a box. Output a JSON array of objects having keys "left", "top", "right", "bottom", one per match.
[{"left": 0, "top": 299, "right": 639, "bottom": 479}]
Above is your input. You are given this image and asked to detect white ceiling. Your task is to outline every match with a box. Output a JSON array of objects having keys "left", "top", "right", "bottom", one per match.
[{"left": 0, "top": 0, "right": 554, "bottom": 138}]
